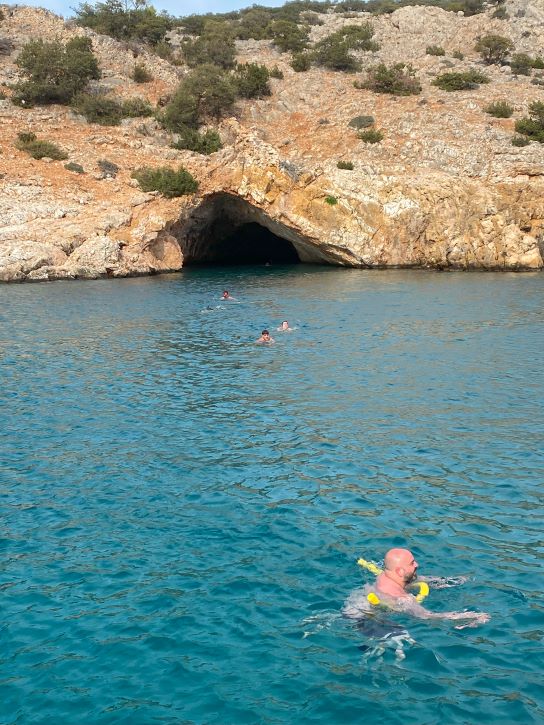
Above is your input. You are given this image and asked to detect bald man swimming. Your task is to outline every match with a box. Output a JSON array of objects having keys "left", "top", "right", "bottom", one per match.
[{"left": 344, "top": 548, "right": 490, "bottom": 628}]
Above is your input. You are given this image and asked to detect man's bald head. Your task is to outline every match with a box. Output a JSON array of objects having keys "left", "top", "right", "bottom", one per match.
[{"left": 384, "top": 548, "right": 418, "bottom": 584}]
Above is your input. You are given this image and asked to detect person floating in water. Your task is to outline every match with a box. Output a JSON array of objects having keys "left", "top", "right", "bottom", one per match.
[
  {"left": 221, "top": 290, "right": 235, "bottom": 300},
  {"left": 256, "top": 329, "right": 275, "bottom": 344},
  {"left": 344, "top": 548, "right": 490, "bottom": 629},
  {"left": 277, "top": 321, "right": 293, "bottom": 332}
]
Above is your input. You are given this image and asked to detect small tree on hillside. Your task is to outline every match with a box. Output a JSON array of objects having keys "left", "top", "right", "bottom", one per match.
[
  {"left": 161, "top": 64, "right": 236, "bottom": 132},
  {"left": 182, "top": 21, "right": 236, "bottom": 69},
  {"left": 312, "top": 24, "right": 379, "bottom": 72},
  {"left": 267, "top": 19, "right": 309, "bottom": 53},
  {"left": 75, "top": 0, "right": 172, "bottom": 45},
  {"left": 515, "top": 101, "right": 544, "bottom": 143},
  {"left": 474, "top": 34, "right": 514, "bottom": 64},
  {"left": 361, "top": 63, "right": 421, "bottom": 95},
  {"left": 14, "top": 37, "right": 100, "bottom": 106},
  {"left": 235, "top": 7, "right": 272, "bottom": 40},
  {"left": 233, "top": 63, "right": 271, "bottom": 98},
  {"left": 510, "top": 53, "right": 532, "bottom": 75}
]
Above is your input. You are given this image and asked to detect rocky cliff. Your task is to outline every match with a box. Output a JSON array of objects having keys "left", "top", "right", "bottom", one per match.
[{"left": 0, "top": 1, "right": 543, "bottom": 281}]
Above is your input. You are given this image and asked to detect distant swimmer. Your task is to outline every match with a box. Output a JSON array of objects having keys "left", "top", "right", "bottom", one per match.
[
  {"left": 221, "top": 290, "right": 235, "bottom": 301},
  {"left": 256, "top": 329, "right": 275, "bottom": 344},
  {"left": 344, "top": 548, "right": 490, "bottom": 629},
  {"left": 277, "top": 320, "right": 293, "bottom": 332}
]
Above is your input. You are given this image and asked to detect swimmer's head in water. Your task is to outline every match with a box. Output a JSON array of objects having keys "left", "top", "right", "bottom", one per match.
[
  {"left": 281, "top": 321, "right": 289, "bottom": 330},
  {"left": 222, "top": 290, "right": 229, "bottom": 298},
  {"left": 384, "top": 548, "right": 418, "bottom": 584},
  {"left": 261, "top": 329, "right": 270, "bottom": 339}
]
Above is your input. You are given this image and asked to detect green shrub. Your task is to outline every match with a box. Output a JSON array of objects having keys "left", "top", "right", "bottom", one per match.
[
  {"left": 358, "top": 127, "right": 383, "bottom": 143},
  {"left": 268, "top": 19, "right": 309, "bottom": 53},
  {"left": 98, "top": 159, "right": 119, "bottom": 177},
  {"left": 74, "top": 0, "right": 173, "bottom": 44},
  {"left": 532, "top": 56, "right": 544, "bottom": 70},
  {"left": 153, "top": 39, "right": 172, "bottom": 60},
  {"left": 17, "top": 131, "right": 36, "bottom": 145},
  {"left": 514, "top": 101, "right": 544, "bottom": 143},
  {"left": 161, "top": 64, "right": 236, "bottom": 132},
  {"left": 325, "top": 195, "right": 338, "bottom": 205},
  {"left": 122, "top": 96, "right": 154, "bottom": 117},
  {"left": 177, "top": 13, "right": 208, "bottom": 35},
  {"left": 312, "top": 23, "right": 379, "bottom": 72},
  {"left": 510, "top": 53, "right": 532, "bottom": 75},
  {"left": 474, "top": 34, "right": 514, "bottom": 64},
  {"left": 183, "top": 22, "right": 236, "bottom": 69},
  {"left": 432, "top": 69, "right": 490, "bottom": 90},
  {"left": 172, "top": 126, "right": 222, "bottom": 154},
  {"left": 492, "top": 4, "right": 508, "bottom": 18},
  {"left": 426, "top": 45, "right": 445, "bottom": 56},
  {"left": 455, "top": 0, "right": 485, "bottom": 15},
  {"left": 484, "top": 100, "right": 513, "bottom": 117},
  {"left": 233, "top": 63, "right": 271, "bottom": 98},
  {"left": 312, "top": 38, "right": 360, "bottom": 72},
  {"left": 452, "top": 50, "right": 464, "bottom": 60},
  {"left": 511, "top": 135, "right": 530, "bottom": 146},
  {"left": 160, "top": 89, "right": 199, "bottom": 131},
  {"left": 132, "top": 63, "right": 153, "bottom": 83},
  {"left": 132, "top": 165, "right": 198, "bottom": 197},
  {"left": 269, "top": 65, "right": 284, "bottom": 79},
  {"left": 72, "top": 93, "right": 123, "bottom": 125},
  {"left": 337, "top": 160, "right": 354, "bottom": 169},
  {"left": 271, "top": 2, "right": 330, "bottom": 23},
  {"left": 235, "top": 7, "right": 273, "bottom": 40},
  {"left": 361, "top": 63, "right": 421, "bottom": 95},
  {"left": 15, "top": 132, "right": 68, "bottom": 160},
  {"left": 14, "top": 36, "right": 100, "bottom": 106},
  {"left": 348, "top": 114, "right": 375, "bottom": 129},
  {"left": 291, "top": 52, "right": 312, "bottom": 72},
  {"left": 65, "top": 161, "right": 85, "bottom": 173}
]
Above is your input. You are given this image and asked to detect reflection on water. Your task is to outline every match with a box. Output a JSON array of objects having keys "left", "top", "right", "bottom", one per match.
[{"left": 1, "top": 268, "right": 543, "bottom": 724}]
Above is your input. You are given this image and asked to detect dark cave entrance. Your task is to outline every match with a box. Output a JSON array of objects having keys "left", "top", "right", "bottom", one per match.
[
  {"left": 190, "top": 222, "right": 301, "bottom": 265},
  {"left": 174, "top": 193, "right": 329, "bottom": 267}
]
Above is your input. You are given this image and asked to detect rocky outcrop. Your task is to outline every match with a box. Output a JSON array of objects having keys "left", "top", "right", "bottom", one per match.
[{"left": 0, "top": 2, "right": 543, "bottom": 281}]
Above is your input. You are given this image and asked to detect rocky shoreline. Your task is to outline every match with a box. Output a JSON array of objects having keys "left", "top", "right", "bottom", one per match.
[{"left": 0, "top": 1, "right": 543, "bottom": 281}]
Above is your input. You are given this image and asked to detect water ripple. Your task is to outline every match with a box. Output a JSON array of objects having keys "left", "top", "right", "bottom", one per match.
[{"left": 0, "top": 268, "right": 543, "bottom": 724}]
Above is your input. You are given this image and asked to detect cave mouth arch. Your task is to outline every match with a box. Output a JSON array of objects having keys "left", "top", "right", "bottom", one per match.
[{"left": 174, "top": 192, "right": 333, "bottom": 266}]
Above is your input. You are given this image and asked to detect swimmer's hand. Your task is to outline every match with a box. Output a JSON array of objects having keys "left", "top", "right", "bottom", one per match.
[{"left": 452, "top": 612, "right": 491, "bottom": 629}]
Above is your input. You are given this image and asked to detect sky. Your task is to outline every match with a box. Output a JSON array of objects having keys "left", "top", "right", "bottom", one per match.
[{"left": 21, "top": 0, "right": 287, "bottom": 19}]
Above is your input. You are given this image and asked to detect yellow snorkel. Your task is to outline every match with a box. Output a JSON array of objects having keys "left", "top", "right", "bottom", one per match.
[{"left": 357, "top": 557, "right": 430, "bottom": 605}]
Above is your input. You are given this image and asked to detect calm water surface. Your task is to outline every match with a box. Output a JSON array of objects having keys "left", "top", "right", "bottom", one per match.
[{"left": 1, "top": 268, "right": 543, "bottom": 725}]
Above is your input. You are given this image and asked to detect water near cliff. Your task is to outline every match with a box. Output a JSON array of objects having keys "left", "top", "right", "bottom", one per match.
[{"left": 1, "top": 268, "right": 543, "bottom": 725}]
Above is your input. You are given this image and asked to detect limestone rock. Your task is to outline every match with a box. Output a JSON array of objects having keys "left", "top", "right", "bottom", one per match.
[{"left": 0, "top": 2, "right": 543, "bottom": 282}]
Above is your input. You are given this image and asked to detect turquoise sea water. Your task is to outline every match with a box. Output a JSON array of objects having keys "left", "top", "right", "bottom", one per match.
[{"left": 1, "top": 267, "right": 543, "bottom": 725}]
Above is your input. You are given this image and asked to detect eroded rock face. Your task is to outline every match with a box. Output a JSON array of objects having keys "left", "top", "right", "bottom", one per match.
[
  {"left": 0, "top": 3, "right": 543, "bottom": 281},
  {"left": 169, "top": 128, "right": 544, "bottom": 270}
]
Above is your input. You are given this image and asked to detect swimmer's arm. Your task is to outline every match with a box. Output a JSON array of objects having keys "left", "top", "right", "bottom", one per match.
[
  {"left": 417, "top": 575, "right": 468, "bottom": 589},
  {"left": 400, "top": 598, "right": 490, "bottom": 628}
]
